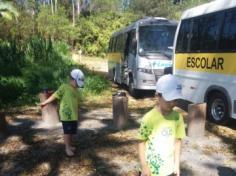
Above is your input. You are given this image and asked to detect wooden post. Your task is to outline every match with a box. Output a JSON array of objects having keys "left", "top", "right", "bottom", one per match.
[
  {"left": 112, "top": 92, "right": 128, "bottom": 129},
  {"left": 0, "top": 112, "right": 7, "bottom": 135},
  {"left": 187, "top": 103, "right": 207, "bottom": 138},
  {"left": 39, "top": 92, "right": 59, "bottom": 128}
]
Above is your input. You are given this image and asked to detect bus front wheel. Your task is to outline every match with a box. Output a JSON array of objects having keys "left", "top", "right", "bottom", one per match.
[
  {"left": 128, "top": 78, "right": 139, "bottom": 98},
  {"left": 207, "top": 92, "right": 229, "bottom": 124},
  {"left": 113, "top": 69, "right": 117, "bottom": 83}
]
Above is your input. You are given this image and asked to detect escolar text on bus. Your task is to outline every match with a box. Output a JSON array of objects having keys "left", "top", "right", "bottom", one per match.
[{"left": 186, "top": 57, "right": 224, "bottom": 70}]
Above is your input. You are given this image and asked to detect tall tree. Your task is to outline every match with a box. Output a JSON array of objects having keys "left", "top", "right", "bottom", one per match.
[
  {"left": 129, "top": 0, "right": 210, "bottom": 19},
  {"left": 72, "top": 0, "right": 75, "bottom": 26}
]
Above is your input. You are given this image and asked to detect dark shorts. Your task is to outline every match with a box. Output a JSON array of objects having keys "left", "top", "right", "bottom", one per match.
[{"left": 62, "top": 121, "right": 78, "bottom": 134}]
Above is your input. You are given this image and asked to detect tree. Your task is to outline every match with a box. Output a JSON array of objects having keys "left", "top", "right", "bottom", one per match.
[
  {"left": 0, "top": 1, "right": 19, "bottom": 20},
  {"left": 89, "top": 0, "right": 122, "bottom": 14},
  {"left": 129, "top": 0, "right": 210, "bottom": 20}
]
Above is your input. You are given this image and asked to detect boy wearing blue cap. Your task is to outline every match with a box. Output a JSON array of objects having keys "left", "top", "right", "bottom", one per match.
[
  {"left": 40, "top": 69, "right": 84, "bottom": 157},
  {"left": 138, "top": 74, "right": 186, "bottom": 176}
]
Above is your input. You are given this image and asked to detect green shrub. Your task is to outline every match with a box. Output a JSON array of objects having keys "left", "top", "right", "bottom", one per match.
[
  {"left": 0, "top": 41, "right": 25, "bottom": 76},
  {"left": 0, "top": 76, "right": 25, "bottom": 109},
  {"left": 23, "top": 37, "right": 75, "bottom": 95},
  {"left": 84, "top": 74, "right": 110, "bottom": 94}
]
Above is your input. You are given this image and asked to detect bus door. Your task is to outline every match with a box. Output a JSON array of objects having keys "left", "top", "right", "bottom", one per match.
[{"left": 124, "top": 30, "right": 137, "bottom": 86}]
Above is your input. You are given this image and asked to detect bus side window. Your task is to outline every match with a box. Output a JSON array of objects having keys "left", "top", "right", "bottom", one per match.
[
  {"left": 128, "top": 31, "right": 137, "bottom": 55},
  {"left": 190, "top": 18, "right": 202, "bottom": 52},
  {"left": 176, "top": 20, "right": 191, "bottom": 53},
  {"left": 200, "top": 12, "right": 223, "bottom": 52},
  {"left": 219, "top": 9, "right": 236, "bottom": 51}
]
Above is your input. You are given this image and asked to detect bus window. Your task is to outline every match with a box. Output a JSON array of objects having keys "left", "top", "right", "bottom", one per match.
[
  {"left": 176, "top": 20, "right": 191, "bottom": 53},
  {"left": 200, "top": 13, "right": 222, "bottom": 52},
  {"left": 219, "top": 9, "right": 236, "bottom": 51},
  {"left": 129, "top": 31, "right": 136, "bottom": 55},
  {"left": 139, "top": 25, "right": 176, "bottom": 54},
  {"left": 190, "top": 18, "right": 202, "bottom": 52}
]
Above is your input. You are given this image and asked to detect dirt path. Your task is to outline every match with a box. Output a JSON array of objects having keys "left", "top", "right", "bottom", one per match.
[{"left": 1, "top": 106, "right": 236, "bottom": 176}]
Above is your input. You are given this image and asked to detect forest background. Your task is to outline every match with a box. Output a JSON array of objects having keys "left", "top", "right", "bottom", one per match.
[{"left": 0, "top": 0, "right": 210, "bottom": 110}]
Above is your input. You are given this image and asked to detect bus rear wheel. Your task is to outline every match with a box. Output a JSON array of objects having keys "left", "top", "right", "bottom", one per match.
[{"left": 207, "top": 92, "right": 229, "bottom": 124}]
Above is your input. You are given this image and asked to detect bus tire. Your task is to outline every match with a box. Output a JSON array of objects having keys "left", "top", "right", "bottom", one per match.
[
  {"left": 207, "top": 92, "right": 229, "bottom": 124},
  {"left": 113, "top": 68, "right": 117, "bottom": 83},
  {"left": 128, "top": 78, "right": 139, "bottom": 98}
]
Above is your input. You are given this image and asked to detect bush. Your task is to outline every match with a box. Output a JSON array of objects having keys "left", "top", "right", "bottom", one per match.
[
  {"left": 23, "top": 37, "right": 75, "bottom": 95},
  {"left": 84, "top": 74, "right": 110, "bottom": 94},
  {"left": 0, "top": 77, "right": 25, "bottom": 109},
  {"left": 0, "top": 41, "right": 25, "bottom": 76}
]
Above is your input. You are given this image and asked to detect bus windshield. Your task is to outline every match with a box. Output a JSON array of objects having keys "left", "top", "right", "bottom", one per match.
[{"left": 139, "top": 25, "right": 176, "bottom": 55}]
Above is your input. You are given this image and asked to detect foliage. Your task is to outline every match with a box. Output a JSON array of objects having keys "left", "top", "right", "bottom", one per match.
[
  {"left": 36, "top": 6, "right": 74, "bottom": 42},
  {"left": 90, "top": 0, "right": 122, "bottom": 14},
  {"left": 0, "top": 40, "right": 25, "bottom": 109},
  {"left": 0, "top": 40, "right": 25, "bottom": 76},
  {"left": 0, "top": 1, "right": 19, "bottom": 20},
  {"left": 23, "top": 37, "right": 74, "bottom": 95},
  {"left": 129, "top": 0, "right": 210, "bottom": 20},
  {"left": 84, "top": 74, "right": 110, "bottom": 95},
  {"left": 76, "top": 11, "right": 138, "bottom": 56},
  {"left": 0, "top": 76, "right": 25, "bottom": 109}
]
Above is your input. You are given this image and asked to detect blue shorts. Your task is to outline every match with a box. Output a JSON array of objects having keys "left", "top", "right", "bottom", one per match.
[{"left": 62, "top": 121, "right": 78, "bottom": 134}]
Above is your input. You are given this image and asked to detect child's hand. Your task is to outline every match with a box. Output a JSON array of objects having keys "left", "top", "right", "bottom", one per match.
[
  {"left": 140, "top": 165, "right": 151, "bottom": 176},
  {"left": 37, "top": 102, "right": 46, "bottom": 109}
]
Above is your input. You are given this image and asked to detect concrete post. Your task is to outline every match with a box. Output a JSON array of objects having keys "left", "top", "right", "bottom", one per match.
[
  {"left": 112, "top": 92, "right": 128, "bottom": 129},
  {"left": 39, "top": 92, "right": 59, "bottom": 128},
  {"left": 187, "top": 103, "right": 207, "bottom": 138}
]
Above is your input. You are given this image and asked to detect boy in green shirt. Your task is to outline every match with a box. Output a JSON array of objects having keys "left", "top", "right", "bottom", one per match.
[
  {"left": 138, "top": 74, "right": 186, "bottom": 176},
  {"left": 40, "top": 69, "right": 84, "bottom": 157}
]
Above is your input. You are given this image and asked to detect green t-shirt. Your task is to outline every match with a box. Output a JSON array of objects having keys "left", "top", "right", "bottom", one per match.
[
  {"left": 53, "top": 83, "right": 81, "bottom": 121},
  {"left": 138, "top": 107, "right": 186, "bottom": 176}
]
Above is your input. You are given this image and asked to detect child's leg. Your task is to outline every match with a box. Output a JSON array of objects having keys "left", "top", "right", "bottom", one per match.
[
  {"left": 62, "top": 121, "right": 77, "bottom": 156},
  {"left": 64, "top": 134, "right": 74, "bottom": 156}
]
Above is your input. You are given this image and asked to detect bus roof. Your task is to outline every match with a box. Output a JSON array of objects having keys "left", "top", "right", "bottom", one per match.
[
  {"left": 181, "top": 0, "right": 236, "bottom": 20},
  {"left": 111, "top": 17, "right": 177, "bottom": 38}
]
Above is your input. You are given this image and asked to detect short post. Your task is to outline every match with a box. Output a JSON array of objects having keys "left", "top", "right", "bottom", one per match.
[
  {"left": 187, "top": 103, "right": 207, "bottom": 138},
  {"left": 39, "top": 91, "right": 59, "bottom": 128},
  {"left": 0, "top": 112, "right": 7, "bottom": 135},
  {"left": 112, "top": 91, "right": 128, "bottom": 129}
]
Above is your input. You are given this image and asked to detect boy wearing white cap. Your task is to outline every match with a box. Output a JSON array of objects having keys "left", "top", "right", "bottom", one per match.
[
  {"left": 138, "top": 74, "right": 186, "bottom": 176},
  {"left": 40, "top": 69, "right": 84, "bottom": 157}
]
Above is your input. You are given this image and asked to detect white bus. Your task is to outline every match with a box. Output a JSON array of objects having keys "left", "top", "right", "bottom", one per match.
[
  {"left": 173, "top": 0, "right": 236, "bottom": 123},
  {"left": 107, "top": 17, "right": 177, "bottom": 97}
]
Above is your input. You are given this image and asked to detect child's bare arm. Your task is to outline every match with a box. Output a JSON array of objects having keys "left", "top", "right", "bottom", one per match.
[
  {"left": 138, "top": 141, "right": 151, "bottom": 176},
  {"left": 174, "top": 139, "right": 182, "bottom": 176},
  {"left": 40, "top": 94, "right": 57, "bottom": 107}
]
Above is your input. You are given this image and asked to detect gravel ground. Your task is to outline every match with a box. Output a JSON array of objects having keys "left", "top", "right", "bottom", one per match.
[{"left": 1, "top": 104, "right": 236, "bottom": 176}]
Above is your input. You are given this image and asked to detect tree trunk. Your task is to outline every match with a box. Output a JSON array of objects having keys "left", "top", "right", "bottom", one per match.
[
  {"left": 76, "top": 0, "right": 81, "bottom": 16},
  {"left": 72, "top": 0, "right": 75, "bottom": 27},
  {"left": 50, "top": 0, "right": 54, "bottom": 14},
  {"left": 55, "top": 0, "right": 57, "bottom": 12}
]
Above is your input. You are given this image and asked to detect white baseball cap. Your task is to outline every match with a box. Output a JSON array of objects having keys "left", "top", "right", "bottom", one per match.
[
  {"left": 70, "top": 69, "right": 84, "bottom": 88},
  {"left": 156, "top": 74, "right": 183, "bottom": 101}
]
